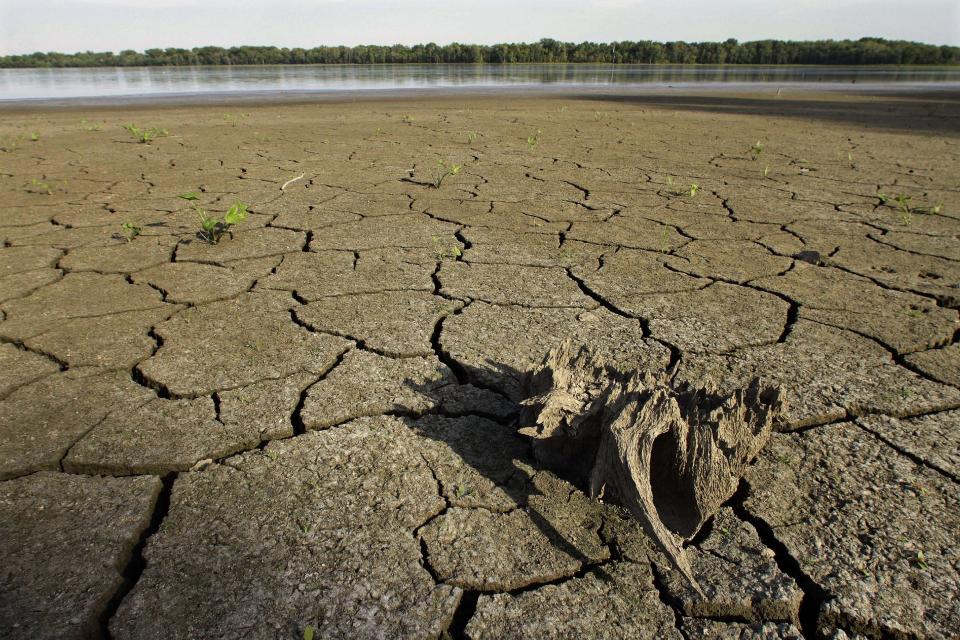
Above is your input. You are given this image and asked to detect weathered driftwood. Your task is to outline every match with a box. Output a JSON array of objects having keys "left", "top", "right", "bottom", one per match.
[{"left": 519, "top": 340, "right": 785, "bottom": 593}]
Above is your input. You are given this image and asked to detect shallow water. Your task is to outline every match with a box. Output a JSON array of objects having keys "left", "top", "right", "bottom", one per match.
[{"left": 2, "top": 63, "right": 959, "bottom": 101}]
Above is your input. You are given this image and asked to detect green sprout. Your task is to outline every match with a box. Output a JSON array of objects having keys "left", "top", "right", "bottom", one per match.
[
  {"left": 431, "top": 161, "right": 462, "bottom": 189},
  {"left": 689, "top": 183, "right": 699, "bottom": 197},
  {"left": 29, "top": 132, "right": 39, "bottom": 142},
  {"left": 195, "top": 201, "right": 249, "bottom": 244},
  {"left": 466, "top": 131, "right": 478, "bottom": 144},
  {"left": 123, "top": 123, "right": 168, "bottom": 144},
  {"left": 178, "top": 191, "right": 201, "bottom": 201},
  {"left": 593, "top": 111, "right": 602, "bottom": 121},
  {"left": 526, "top": 128, "right": 542, "bottom": 149},
  {"left": 915, "top": 550, "right": 928, "bottom": 570},
  {"left": 432, "top": 235, "right": 462, "bottom": 260},
  {"left": 401, "top": 114, "right": 414, "bottom": 124},
  {"left": 374, "top": 126, "right": 383, "bottom": 135},
  {"left": 120, "top": 221, "right": 141, "bottom": 242},
  {"left": 763, "top": 165, "right": 771, "bottom": 179},
  {"left": 847, "top": 151, "right": 855, "bottom": 169},
  {"left": 303, "top": 625, "right": 315, "bottom": 640},
  {"left": 454, "top": 484, "right": 473, "bottom": 499},
  {"left": 749, "top": 140, "right": 764, "bottom": 160},
  {"left": 28, "top": 178, "right": 52, "bottom": 195}
]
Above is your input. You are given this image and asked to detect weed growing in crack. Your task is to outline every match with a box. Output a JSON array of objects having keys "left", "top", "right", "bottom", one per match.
[
  {"left": 749, "top": 140, "right": 764, "bottom": 160},
  {"left": 431, "top": 161, "right": 462, "bottom": 189},
  {"left": 432, "top": 235, "right": 462, "bottom": 260},
  {"left": 121, "top": 221, "right": 142, "bottom": 242},
  {"left": 123, "top": 123, "right": 168, "bottom": 144},
  {"left": 195, "top": 201, "right": 249, "bottom": 244},
  {"left": 526, "top": 128, "right": 542, "bottom": 149},
  {"left": 27, "top": 178, "right": 52, "bottom": 195}
]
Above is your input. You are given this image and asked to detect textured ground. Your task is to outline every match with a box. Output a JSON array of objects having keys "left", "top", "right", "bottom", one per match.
[{"left": 0, "top": 91, "right": 958, "bottom": 639}]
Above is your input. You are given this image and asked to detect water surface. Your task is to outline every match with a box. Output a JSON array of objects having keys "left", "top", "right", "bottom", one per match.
[{"left": 2, "top": 64, "right": 958, "bottom": 102}]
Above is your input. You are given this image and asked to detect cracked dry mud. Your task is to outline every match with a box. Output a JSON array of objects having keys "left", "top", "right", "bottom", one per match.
[{"left": 1, "top": 92, "right": 958, "bottom": 639}]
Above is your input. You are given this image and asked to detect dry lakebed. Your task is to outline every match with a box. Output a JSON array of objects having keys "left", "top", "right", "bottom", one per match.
[{"left": 0, "top": 91, "right": 958, "bottom": 639}]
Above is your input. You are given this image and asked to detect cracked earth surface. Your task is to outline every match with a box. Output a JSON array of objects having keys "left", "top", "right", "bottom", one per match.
[{"left": 1, "top": 92, "right": 958, "bottom": 639}]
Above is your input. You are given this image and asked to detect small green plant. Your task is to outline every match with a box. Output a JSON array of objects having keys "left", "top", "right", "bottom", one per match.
[
  {"left": 401, "top": 114, "right": 414, "bottom": 124},
  {"left": 303, "top": 624, "right": 315, "bottom": 640},
  {"left": 915, "top": 550, "right": 928, "bottom": 570},
  {"left": 123, "top": 123, "right": 168, "bottom": 143},
  {"left": 749, "top": 140, "right": 764, "bottom": 160},
  {"left": 763, "top": 165, "right": 771, "bottom": 179},
  {"left": 374, "top": 126, "right": 383, "bottom": 135},
  {"left": 178, "top": 191, "right": 201, "bottom": 201},
  {"left": 689, "top": 183, "right": 699, "bottom": 197},
  {"left": 526, "top": 128, "right": 542, "bottom": 149},
  {"left": 120, "top": 221, "right": 141, "bottom": 242},
  {"left": 847, "top": 151, "right": 855, "bottom": 169},
  {"left": 454, "top": 484, "right": 472, "bottom": 499},
  {"left": 29, "top": 132, "right": 39, "bottom": 142},
  {"left": 593, "top": 111, "right": 602, "bottom": 121},
  {"left": 466, "top": 131, "right": 478, "bottom": 144},
  {"left": 432, "top": 235, "right": 462, "bottom": 260},
  {"left": 195, "top": 201, "right": 249, "bottom": 244},
  {"left": 27, "top": 178, "right": 52, "bottom": 195},
  {"left": 431, "top": 161, "right": 462, "bottom": 189}
]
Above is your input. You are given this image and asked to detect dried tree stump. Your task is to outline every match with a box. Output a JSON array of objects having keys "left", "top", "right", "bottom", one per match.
[{"left": 519, "top": 340, "right": 785, "bottom": 593}]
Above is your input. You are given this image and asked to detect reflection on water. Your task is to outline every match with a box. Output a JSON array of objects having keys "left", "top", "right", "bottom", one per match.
[{"left": 2, "top": 64, "right": 958, "bottom": 100}]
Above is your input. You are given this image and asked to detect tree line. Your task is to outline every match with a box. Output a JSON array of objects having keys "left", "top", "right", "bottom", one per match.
[{"left": 1, "top": 38, "right": 956, "bottom": 68}]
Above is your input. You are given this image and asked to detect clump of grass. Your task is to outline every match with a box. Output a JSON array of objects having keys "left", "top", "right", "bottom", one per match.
[
  {"left": 526, "top": 128, "right": 542, "bottom": 149},
  {"left": 120, "top": 221, "right": 141, "bottom": 242},
  {"left": 749, "top": 140, "right": 764, "bottom": 160},
  {"left": 431, "top": 161, "right": 462, "bottom": 189},
  {"left": 194, "top": 201, "right": 249, "bottom": 244},
  {"left": 123, "top": 123, "right": 168, "bottom": 144}
]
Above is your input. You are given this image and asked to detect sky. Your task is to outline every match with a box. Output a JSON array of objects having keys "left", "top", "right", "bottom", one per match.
[{"left": 0, "top": 0, "right": 957, "bottom": 55}]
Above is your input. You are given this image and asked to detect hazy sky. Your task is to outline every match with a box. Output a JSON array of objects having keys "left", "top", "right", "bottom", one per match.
[{"left": 1, "top": 0, "right": 957, "bottom": 55}]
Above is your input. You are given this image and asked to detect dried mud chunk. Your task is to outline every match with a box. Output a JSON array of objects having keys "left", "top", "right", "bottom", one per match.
[
  {"left": 668, "top": 240, "right": 792, "bottom": 283},
  {"left": 856, "top": 410, "right": 960, "bottom": 480},
  {"left": 110, "top": 417, "right": 460, "bottom": 640},
  {"left": 64, "top": 396, "right": 258, "bottom": 475},
  {"left": 461, "top": 227, "right": 600, "bottom": 267},
  {"left": 572, "top": 249, "right": 710, "bottom": 303},
  {"left": 24, "top": 306, "right": 177, "bottom": 369},
  {"left": 301, "top": 351, "right": 450, "bottom": 429},
  {"left": 136, "top": 291, "right": 350, "bottom": 396},
  {"left": 442, "top": 302, "right": 669, "bottom": 399},
  {"left": 466, "top": 562, "right": 681, "bottom": 640},
  {"left": 176, "top": 227, "right": 305, "bottom": 262},
  {"left": 217, "top": 372, "right": 317, "bottom": 440},
  {"left": 903, "top": 343, "right": 960, "bottom": 387},
  {"left": 0, "top": 245, "right": 61, "bottom": 276},
  {"left": 755, "top": 263, "right": 957, "bottom": 354},
  {"left": 439, "top": 261, "right": 593, "bottom": 307},
  {"left": 744, "top": 424, "right": 960, "bottom": 639},
  {"left": 567, "top": 214, "right": 687, "bottom": 250},
  {"left": 58, "top": 236, "right": 174, "bottom": 273},
  {"left": 410, "top": 414, "right": 529, "bottom": 512},
  {"left": 308, "top": 214, "right": 458, "bottom": 252},
  {"left": 296, "top": 291, "right": 461, "bottom": 357},
  {"left": 678, "top": 320, "right": 960, "bottom": 429},
  {"left": 680, "top": 618, "right": 803, "bottom": 639},
  {"left": 262, "top": 248, "right": 434, "bottom": 299},
  {"left": 657, "top": 510, "right": 801, "bottom": 622},
  {"left": 0, "top": 268, "right": 62, "bottom": 303},
  {"left": 0, "top": 343, "right": 59, "bottom": 398},
  {"left": 830, "top": 239, "right": 960, "bottom": 307},
  {"left": 630, "top": 282, "right": 789, "bottom": 353},
  {"left": 0, "top": 369, "right": 155, "bottom": 480},
  {"left": 0, "top": 472, "right": 161, "bottom": 640},
  {"left": 133, "top": 261, "right": 256, "bottom": 304},
  {"left": 0, "top": 272, "right": 165, "bottom": 340},
  {"left": 420, "top": 481, "right": 609, "bottom": 591}
]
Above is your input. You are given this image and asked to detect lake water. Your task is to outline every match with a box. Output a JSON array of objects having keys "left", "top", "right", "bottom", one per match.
[{"left": 2, "top": 64, "right": 959, "bottom": 102}]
